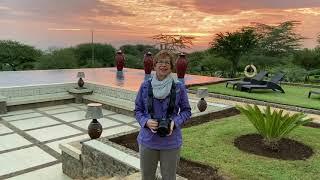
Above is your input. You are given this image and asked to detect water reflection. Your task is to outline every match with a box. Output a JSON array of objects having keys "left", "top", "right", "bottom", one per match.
[
  {"left": 116, "top": 71, "right": 125, "bottom": 86},
  {"left": 0, "top": 68, "right": 224, "bottom": 91}
]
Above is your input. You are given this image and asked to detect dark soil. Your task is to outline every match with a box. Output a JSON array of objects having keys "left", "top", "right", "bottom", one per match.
[
  {"left": 184, "top": 108, "right": 239, "bottom": 128},
  {"left": 111, "top": 132, "right": 140, "bottom": 152},
  {"left": 303, "top": 122, "right": 320, "bottom": 128},
  {"left": 110, "top": 132, "right": 223, "bottom": 180},
  {"left": 234, "top": 134, "right": 314, "bottom": 160},
  {"left": 178, "top": 158, "right": 222, "bottom": 180}
]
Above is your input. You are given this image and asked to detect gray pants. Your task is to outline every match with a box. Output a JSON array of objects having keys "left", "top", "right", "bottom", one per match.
[{"left": 139, "top": 144, "right": 180, "bottom": 180}]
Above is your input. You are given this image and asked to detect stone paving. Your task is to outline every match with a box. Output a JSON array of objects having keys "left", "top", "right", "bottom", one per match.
[
  {"left": 0, "top": 103, "right": 140, "bottom": 180},
  {"left": 1, "top": 96, "right": 319, "bottom": 180}
]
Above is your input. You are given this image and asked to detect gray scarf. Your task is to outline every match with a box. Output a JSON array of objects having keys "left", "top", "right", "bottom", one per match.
[{"left": 151, "top": 74, "right": 174, "bottom": 99}]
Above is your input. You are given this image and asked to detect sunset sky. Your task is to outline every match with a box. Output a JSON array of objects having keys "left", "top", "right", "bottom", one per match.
[{"left": 0, "top": 0, "right": 320, "bottom": 51}]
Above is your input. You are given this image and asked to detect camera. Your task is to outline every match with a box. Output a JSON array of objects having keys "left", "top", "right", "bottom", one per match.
[{"left": 156, "top": 118, "right": 172, "bottom": 137}]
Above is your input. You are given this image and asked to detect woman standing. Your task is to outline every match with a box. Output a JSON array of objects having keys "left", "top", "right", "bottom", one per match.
[{"left": 134, "top": 50, "right": 191, "bottom": 180}]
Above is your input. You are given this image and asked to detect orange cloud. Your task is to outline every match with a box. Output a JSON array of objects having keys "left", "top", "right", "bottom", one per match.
[{"left": 0, "top": 0, "right": 319, "bottom": 50}]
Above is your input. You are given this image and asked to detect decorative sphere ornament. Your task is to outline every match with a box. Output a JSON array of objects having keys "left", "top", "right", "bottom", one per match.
[
  {"left": 197, "top": 87, "right": 208, "bottom": 112},
  {"left": 197, "top": 98, "right": 207, "bottom": 112}
]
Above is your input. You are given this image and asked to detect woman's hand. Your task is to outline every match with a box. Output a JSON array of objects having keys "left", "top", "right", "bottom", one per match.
[
  {"left": 167, "top": 120, "right": 175, "bottom": 136},
  {"left": 146, "top": 119, "right": 158, "bottom": 133}
]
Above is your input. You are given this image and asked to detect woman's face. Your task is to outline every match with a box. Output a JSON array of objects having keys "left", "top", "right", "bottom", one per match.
[{"left": 154, "top": 57, "right": 172, "bottom": 80}]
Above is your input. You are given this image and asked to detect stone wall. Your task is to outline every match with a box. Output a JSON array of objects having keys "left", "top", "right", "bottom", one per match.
[
  {"left": 0, "top": 97, "right": 7, "bottom": 114},
  {"left": 81, "top": 143, "right": 138, "bottom": 178},
  {"left": 0, "top": 83, "right": 76, "bottom": 99},
  {"left": 86, "top": 83, "right": 137, "bottom": 102},
  {"left": 61, "top": 152, "right": 83, "bottom": 179},
  {"left": 61, "top": 130, "right": 187, "bottom": 180}
]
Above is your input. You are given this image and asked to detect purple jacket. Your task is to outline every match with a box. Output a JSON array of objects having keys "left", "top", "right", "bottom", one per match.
[{"left": 134, "top": 80, "right": 191, "bottom": 150}]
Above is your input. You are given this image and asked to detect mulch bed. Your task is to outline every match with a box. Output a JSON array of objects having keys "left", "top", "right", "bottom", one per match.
[
  {"left": 234, "top": 134, "right": 314, "bottom": 160},
  {"left": 184, "top": 108, "right": 239, "bottom": 128},
  {"left": 304, "top": 122, "right": 320, "bottom": 128},
  {"left": 110, "top": 132, "right": 223, "bottom": 180}
]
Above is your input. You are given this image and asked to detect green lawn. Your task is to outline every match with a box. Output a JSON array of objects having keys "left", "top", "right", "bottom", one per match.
[
  {"left": 191, "top": 83, "right": 320, "bottom": 110},
  {"left": 181, "top": 115, "right": 320, "bottom": 179}
]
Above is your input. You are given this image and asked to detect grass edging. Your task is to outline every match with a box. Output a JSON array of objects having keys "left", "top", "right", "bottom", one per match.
[
  {"left": 181, "top": 115, "right": 320, "bottom": 179},
  {"left": 188, "top": 89, "right": 320, "bottom": 115},
  {"left": 281, "top": 82, "right": 320, "bottom": 88}
]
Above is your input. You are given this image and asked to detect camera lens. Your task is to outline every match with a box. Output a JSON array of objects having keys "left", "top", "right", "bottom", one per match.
[{"left": 157, "top": 118, "right": 170, "bottom": 137}]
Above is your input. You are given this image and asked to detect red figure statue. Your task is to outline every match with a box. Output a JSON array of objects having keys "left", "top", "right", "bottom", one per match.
[
  {"left": 143, "top": 52, "right": 153, "bottom": 74},
  {"left": 176, "top": 53, "right": 188, "bottom": 78},
  {"left": 115, "top": 50, "right": 125, "bottom": 71}
]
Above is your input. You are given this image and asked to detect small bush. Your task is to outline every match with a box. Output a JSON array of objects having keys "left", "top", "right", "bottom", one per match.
[
  {"left": 270, "top": 65, "right": 307, "bottom": 82},
  {"left": 236, "top": 105, "right": 311, "bottom": 149}
]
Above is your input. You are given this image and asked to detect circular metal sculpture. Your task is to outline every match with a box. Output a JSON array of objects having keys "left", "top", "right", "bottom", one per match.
[
  {"left": 115, "top": 50, "right": 125, "bottom": 71},
  {"left": 244, "top": 64, "right": 257, "bottom": 78}
]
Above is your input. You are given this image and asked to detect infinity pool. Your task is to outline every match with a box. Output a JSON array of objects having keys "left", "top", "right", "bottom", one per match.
[{"left": 0, "top": 68, "right": 224, "bottom": 91}]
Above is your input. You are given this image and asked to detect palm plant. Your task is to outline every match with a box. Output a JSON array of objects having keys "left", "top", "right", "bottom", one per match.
[{"left": 237, "top": 105, "right": 312, "bottom": 150}]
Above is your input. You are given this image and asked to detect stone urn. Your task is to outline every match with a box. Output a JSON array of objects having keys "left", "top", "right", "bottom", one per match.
[
  {"left": 144, "top": 52, "right": 153, "bottom": 74},
  {"left": 86, "top": 103, "right": 103, "bottom": 139},
  {"left": 115, "top": 50, "right": 125, "bottom": 71},
  {"left": 144, "top": 52, "right": 153, "bottom": 80},
  {"left": 176, "top": 53, "right": 188, "bottom": 83},
  {"left": 88, "top": 119, "right": 102, "bottom": 139},
  {"left": 78, "top": 78, "right": 84, "bottom": 88},
  {"left": 197, "top": 87, "right": 208, "bottom": 112},
  {"left": 197, "top": 98, "right": 207, "bottom": 112},
  {"left": 77, "top": 72, "right": 85, "bottom": 89}
]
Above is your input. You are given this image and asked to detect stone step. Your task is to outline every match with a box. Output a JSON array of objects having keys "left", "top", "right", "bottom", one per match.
[
  {"left": 109, "top": 172, "right": 186, "bottom": 180},
  {"left": 78, "top": 177, "right": 111, "bottom": 180},
  {"left": 107, "top": 172, "right": 142, "bottom": 180}
]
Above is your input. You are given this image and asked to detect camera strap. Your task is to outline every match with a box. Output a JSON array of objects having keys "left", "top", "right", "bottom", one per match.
[{"left": 147, "top": 79, "right": 176, "bottom": 119}]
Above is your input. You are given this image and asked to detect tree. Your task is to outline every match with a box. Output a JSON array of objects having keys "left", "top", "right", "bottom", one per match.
[
  {"left": 240, "top": 55, "right": 279, "bottom": 70},
  {"left": 210, "top": 28, "right": 258, "bottom": 77},
  {"left": 125, "top": 54, "right": 143, "bottom": 69},
  {"left": 0, "top": 40, "right": 42, "bottom": 70},
  {"left": 253, "top": 21, "right": 304, "bottom": 57},
  {"left": 74, "top": 43, "right": 115, "bottom": 67},
  {"left": 119, "top": 44, "right": 159, "bottom": 69},
  {"left": 36, "top": 48, "right": 77, "bottom": 69},
  {"left": 120, "top": 45, "right": 140, "bottom": 56},
  {"left": 120, "top": 44, "right": 158, "bottom": 57},
  {"left": 135, "top": 44, "right": 159, "bottom": 55},
  {"left": 202, "top": 55, "right": 232, "bottom": 77},
  {"left": 151, "top": 34, "right": 194, "bottom": 52},
  {"left": 187, "top": 51, "right": 207, "bottom": 74},
  {"left": 293, "top": 48, "right": 320, "bottom": 71},
  {"left": 188, "top": 50, "right": 232, "bottom": 77},
  {"left": 317, "top": 34, "right": 320, "bottom": 47}
]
